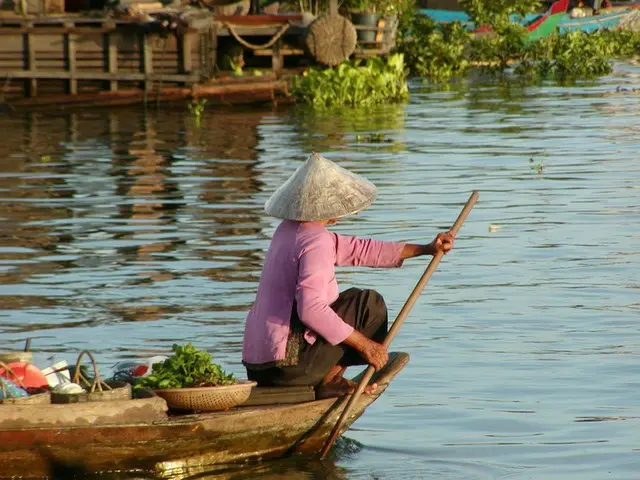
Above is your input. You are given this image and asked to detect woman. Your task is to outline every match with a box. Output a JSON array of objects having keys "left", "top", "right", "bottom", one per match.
[{"left": 243, "top": 153, "right": 454, "bottom": 398}]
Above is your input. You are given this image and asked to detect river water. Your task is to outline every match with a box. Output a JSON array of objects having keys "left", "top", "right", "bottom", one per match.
[{"left": 1, "top": 62, "right": 639, "bottom": 479}]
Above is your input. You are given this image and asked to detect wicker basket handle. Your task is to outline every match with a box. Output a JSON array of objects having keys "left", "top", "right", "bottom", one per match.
[
  {"left": 72, "top": 350, "right": 112, "bottom": 393},
  {"left": 0, "top": 361, "right": 28, "bottom": 399}
]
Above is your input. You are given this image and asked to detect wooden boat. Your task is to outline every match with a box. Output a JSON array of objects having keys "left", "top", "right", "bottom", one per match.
[
  {"left": 421, "top": 2, "right": 639, "bottom": 36},
  {"left": 0, "top": 352, "right": 409, "bottom": 479},
  {"left": 421, "top": 0, "right": 570, "bottom": 40}
]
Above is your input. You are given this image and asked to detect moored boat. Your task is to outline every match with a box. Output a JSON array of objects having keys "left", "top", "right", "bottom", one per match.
[
  {"left": 0, "top": 352, "right": 409, "bottom": 479},
  {"left": 420, "top": 1, "right": 640, "bottom": 36},
  {"left": 557, "top": 6, "right": 640, "bottom": 32}
]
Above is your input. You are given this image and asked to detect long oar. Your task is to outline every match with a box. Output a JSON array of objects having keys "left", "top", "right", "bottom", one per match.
[{"left": 319, "top": 190, "right": 479, "bottom": 459}]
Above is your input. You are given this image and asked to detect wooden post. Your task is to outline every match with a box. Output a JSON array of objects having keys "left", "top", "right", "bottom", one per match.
[
  {"left": 180, "top": 33, "right": 193, "bottom": 75},
  {"left": 24, "top": 29, "right": 37, "bottom": 98},
  {"left": 329, "top": 0, "right": 337, "bottom": 16},
  {"left": 141, "top": 34, "right": 152, "bottom": 91},
  {"left": 272, "top": 39, "right": 283, "bottom": 72},
  {"left": 65, "top": 24, "right": 77, "bottom": 95},
  {"left": 375, "top": 18, "right": 385, "bottom": 43},
  {"left": 209, "top": 26, "right": 218, "bottom": 80},
  {"left": 106, "top": 33, "right": 118, "bottom": 92}
]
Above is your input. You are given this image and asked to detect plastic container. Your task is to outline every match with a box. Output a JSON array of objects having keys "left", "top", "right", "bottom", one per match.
[
  {"left": 0, "top": 362, "right": 48, "bottom": 389},
  {"left": 41, "top": 360, "right": 71, "bottom": 388},
  {"left": 112, "top": 355, "right": 168, "bottom": 380}
]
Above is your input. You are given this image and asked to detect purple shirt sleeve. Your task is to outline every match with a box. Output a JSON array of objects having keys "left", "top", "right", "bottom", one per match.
[
  {"left": 295, "top": 234, "right": 354, "bottom": 346},
  {"left": 332, "top": 233, "right": 406, "bottom": 268}
]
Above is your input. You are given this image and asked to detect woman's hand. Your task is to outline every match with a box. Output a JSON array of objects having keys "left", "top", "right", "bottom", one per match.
[
  {"left": 401, "top": 230, "right": 456, "bottom": 260},
  {"left": 344, "top": 331, "right": 389, "bottom": 371},
  {"left": 360, "top": 338, "right": 389, "bottom": 371},
  {"left": 428, "top": 230, "right": 455, "bottom": 255}
]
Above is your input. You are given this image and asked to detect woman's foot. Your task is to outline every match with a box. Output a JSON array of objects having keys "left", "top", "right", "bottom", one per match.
[{"left": 316, "top": 375, "right": 378, "bottom": 399}]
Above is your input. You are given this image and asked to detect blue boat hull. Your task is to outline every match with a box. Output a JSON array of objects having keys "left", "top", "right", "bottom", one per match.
[
  {"left": 557, "top": 9, "right": 635, "bottom": 32},
  {"left": 419, "top": 6, "right": 637, "bottom": 33}
]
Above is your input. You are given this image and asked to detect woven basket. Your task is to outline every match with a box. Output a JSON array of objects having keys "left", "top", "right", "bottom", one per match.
[
  {"left": 154, "top": 381, "right": 257, "bottom": 412},
  {"left": 0, "top": 352, "right": 33, "bottom": 364},
  {"left": 1, "top": 388, "right": 51, "bottom": 405},
  {"left": 50, "top": 350, "right": 132, "bottom": 404},
  {"left": 51, "top": 380, "right": 131, "bottom": 404}
]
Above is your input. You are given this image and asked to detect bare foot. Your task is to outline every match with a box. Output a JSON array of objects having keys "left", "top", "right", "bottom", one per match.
[{"left": 316, "top": 376, "right": 379, "bottom": 399}]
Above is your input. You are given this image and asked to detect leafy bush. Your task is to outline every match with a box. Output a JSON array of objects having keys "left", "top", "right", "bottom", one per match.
[
  {"left": 460, "top": 0, "right": 541, "bottom": 30},
  {"left": 397, "top": 12, "right": 471, "bottom": 82},
  {"left": 397, "top": 0, "right": 640, "bottom": 83},
  {"left": 517, "top": 31, "right": 614, "bottom": 79},
  {"left": 291, "top": 54, "right": 409, "bottom": 108},
  {"left": 134, "top": 343, "right": 236, "bottom": 390}
]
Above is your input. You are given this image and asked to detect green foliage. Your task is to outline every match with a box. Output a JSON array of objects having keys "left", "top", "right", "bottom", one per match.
[
  {"left": 397, "top": 0, "right": 640, "bottom": 83},
  {"left": 188, "top": 98, "right": 207, "bottom": 126},
  {"left": 460, "top": 0, "right": 540, "bottom": 31},
  {"left": 460, "top": 0, "right": 538, "bottom": 71},
  {"left": 342, "top": 0, "right": 376, "bottom": 12},
  {"left": 397, "top": 13, "right": 470, "bottom": 82},
  {"left": 516, "top": 30, "right": 627, "bottom": 79},
  {"left": 134, "top": 344, "right": 236, "bottom": 390},
  {"left": 355, "top": 133, "right": 391, "bottom": 143},
  {"left": 469, "top": 26, "right": 529, "bottom": 71},
  {"left": 604, "top": 29, "right": 640, "bottom": 57},
  {"left": 291, "top": 54, "right": 409, "bottom": 108}
]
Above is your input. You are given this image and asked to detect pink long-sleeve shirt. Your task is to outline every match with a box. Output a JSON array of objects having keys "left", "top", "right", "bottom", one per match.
[{"left": 242, "top": 220, "right": 406, "bottom": 366}]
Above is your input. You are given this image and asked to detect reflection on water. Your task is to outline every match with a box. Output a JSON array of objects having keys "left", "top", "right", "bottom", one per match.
[
  {"left": 1, "top": 63, "right": 640, "bottom": 479},
  {"left": 158, "top": 438, "right": 359, "bottom": 480}
]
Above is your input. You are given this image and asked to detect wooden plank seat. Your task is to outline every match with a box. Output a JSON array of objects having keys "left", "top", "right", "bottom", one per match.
[{"left": 242, "top": 385, "right": 316, "bottom": 406}]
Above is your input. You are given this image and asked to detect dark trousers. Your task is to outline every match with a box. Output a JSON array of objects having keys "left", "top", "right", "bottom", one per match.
[{"left": 246, "top": 288, "right": 388, "bottom": 387}]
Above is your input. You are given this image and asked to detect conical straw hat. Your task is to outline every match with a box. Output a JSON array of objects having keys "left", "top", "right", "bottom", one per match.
[{"left": 264, "top": 153, "right": 377, "bottom": 222}]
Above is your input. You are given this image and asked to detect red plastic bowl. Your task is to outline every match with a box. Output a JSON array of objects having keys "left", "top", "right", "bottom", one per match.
[{"left": 0, "top": 362, "right": 49, "bottom": 389}]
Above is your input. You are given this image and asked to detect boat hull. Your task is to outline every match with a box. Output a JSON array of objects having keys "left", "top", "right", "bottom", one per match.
[
  {"left": 420, "top": 4, "right": 639, "bottom": 35},
  {"left": 558, "top": 8, "right": 638, "bottom": 32},
  {"left": 0, "top": 352, "right": 409, "bottom": 479}
]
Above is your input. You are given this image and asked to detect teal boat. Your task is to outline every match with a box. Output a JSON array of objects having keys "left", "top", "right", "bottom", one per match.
[
  {"left": 557, "top": 6, "right": 639, "bottom": 32},
  {"left": 420, "top": 1, "right": 640, "bottom": 36}
]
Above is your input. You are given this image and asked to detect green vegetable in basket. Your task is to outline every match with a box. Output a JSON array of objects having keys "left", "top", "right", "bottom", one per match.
[{"left": 134, "top": 344, "right": 236, "bottom": 390}]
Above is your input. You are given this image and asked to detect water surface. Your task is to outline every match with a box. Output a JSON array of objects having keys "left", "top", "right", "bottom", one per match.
[{"left": 1, "top": 63, "right": 639, "bottom": 479}]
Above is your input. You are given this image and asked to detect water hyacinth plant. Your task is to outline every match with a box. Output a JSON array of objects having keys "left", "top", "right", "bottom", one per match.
[
  {"left": 188, "top": 98, "right": 207, "bottom": 127},
  {"left": 291, "top": 54, "right": 409, "bottom": 108},
  {"left": 397, "top": 13, "right": 471, "bottom": 82},
  {"left": 397, "top": 0, "right": 640, "bottom": 82}
]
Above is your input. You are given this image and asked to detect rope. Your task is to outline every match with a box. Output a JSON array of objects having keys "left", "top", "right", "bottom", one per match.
[{"left": 224, "top": 22, "right": 290, "bottom": 50}]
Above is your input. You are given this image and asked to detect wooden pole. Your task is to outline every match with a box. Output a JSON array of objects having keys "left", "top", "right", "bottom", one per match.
[
  {"left": 328, "top": 0, "right": 337, "bottom": 16},
  {"left": 319, "top": 191, "right": 480, "bottom": 459},
  {"left": 141, "top": 34, "right": 153, "bottom": 92},
  {"left": 65, "top": 24, "right": 77, "bottom": 95},
  {"left": 24, "top": 28, "right": 37, "bottom": 97},
  {"left": 106, "top": 32, "right": 118, "bottom": 92},
  {"left": 180, "top": 33, "right": 193, "bottom": 75}
]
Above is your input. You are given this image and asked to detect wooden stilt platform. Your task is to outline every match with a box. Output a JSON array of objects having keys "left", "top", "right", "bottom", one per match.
[
  {"left": 0, "top": 11, "right": 293, "bottom": 109},
  {"left": 0, "top": 7, "right": 397, "bottom": 110}
]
